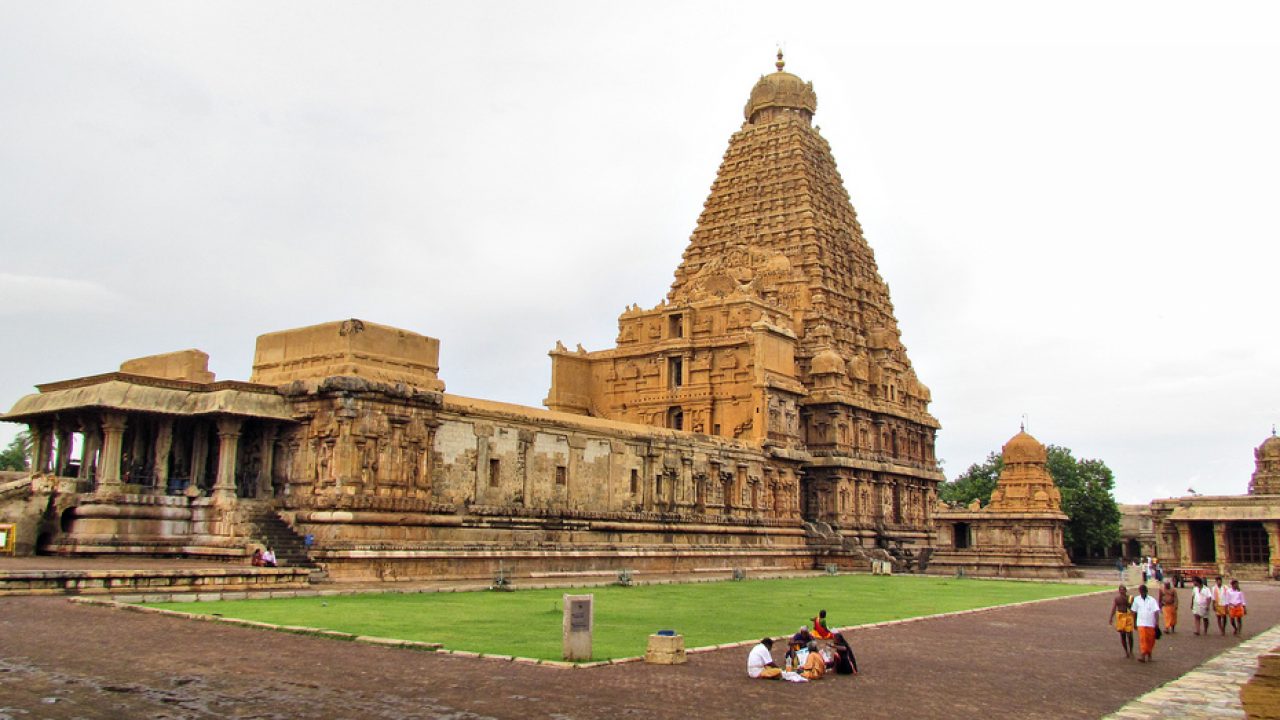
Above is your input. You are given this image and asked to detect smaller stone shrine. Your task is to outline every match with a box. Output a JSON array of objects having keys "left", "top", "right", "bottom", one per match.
[{"left": 929, "top": 428, "right": 1071, "bottom": 578}]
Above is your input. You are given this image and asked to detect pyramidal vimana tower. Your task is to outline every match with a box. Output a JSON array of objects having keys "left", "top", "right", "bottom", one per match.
[{"left": 547, "top": 52, "right": 942, "bottom": 552}]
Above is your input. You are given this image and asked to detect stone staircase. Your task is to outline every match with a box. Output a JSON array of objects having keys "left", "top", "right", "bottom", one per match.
[{"left": 244, "top": 505, "right": 315, "bottom": 571}]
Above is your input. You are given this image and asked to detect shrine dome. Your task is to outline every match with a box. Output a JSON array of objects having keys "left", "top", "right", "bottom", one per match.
[
  {"left": 745, "top": 51, "right": 817, "bottom": 123},
  {"left": 1260, "top": 431, "right": 1280, "bottom": 457},
  {"left": 1002, "top": 429, "right": 1047, "bottom": 465}
]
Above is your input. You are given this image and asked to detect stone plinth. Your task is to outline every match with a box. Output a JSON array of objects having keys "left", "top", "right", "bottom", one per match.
[
  {"left": 251, "top": 318, "right": 444, "bottom": 391},
  {"left": 645, "top": 634, "right": 687, "bottom": 665},
  {"left": 120, "top": 349, "right": 215, "bottom": 383}
]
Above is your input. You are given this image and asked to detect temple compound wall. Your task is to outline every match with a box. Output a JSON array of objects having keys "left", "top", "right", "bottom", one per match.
[{"left": 1146, "top": 431, "right": 1280, "bottom": 581}]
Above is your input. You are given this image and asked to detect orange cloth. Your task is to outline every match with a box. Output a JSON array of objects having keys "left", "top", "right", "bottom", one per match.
[
  {"left": 1162, "top": 604, "right": 1177, "bottom": 628},
  {"left": 1229, "top": 605, "right": 1245, "bottom": 619},
  {"left": 1137, "top": 626, "right": 1156, "bottom": 655},
  {"left": 1114, "top": 612, "right": 1134, "bottom": 633},
  {"left": 812, "top": 617, "right": 834, "bottom": 640},
  {"left": 800, "top": 650, "right": 825, "bottom": 680}
]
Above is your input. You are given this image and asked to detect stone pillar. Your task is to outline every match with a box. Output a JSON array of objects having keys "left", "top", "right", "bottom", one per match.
[
  {"left": 29, "top": 423, "right": 53, "bottom": 475},
  {"left": 1213, "top": 521, "right": 1230, "bottom": 571},
  {"left": 420, "top": 421, "right": 439, "bottom": 497},
  {"left": 190, "top": 424, "right": 209, "bottom": 494},
  {"left": 153, "top": 418, "right": 174, "bottom": 495},
  {"left": 54, "top": 424, "right": 73, "bottom": 476},
  {"left": 258, "top": 425, "right": 277, "bottom": 498},
  {"left": 474, "top": 424, "right": 493, "bottom": 504},
  {"left": 212, "top": 417, "right": 242, "bottom": 501},
  {"left": 97, "top": 412, "right": 128, "bottom": 493},
  {"left": 1266, "top": 521, "right": 1280, "bottom": 578},
  {"left": 1177, "top": 522, "right": 1194, "bottom": 565},
  {"left": 79, "top": 423, "right": 101, "bottom": 481}
]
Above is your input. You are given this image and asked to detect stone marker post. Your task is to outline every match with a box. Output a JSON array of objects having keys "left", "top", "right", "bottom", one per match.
[{"left": 563, "top": 593, "right": 593, "bottom": 661}]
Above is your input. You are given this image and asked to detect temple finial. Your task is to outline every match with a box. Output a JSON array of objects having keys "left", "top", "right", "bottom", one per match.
[
  {"left": 1273, "top": 424, "right": 1277, "bottom": 437},
  {"left": 776, "top": 49, "right": 785, "bottom": 72}
]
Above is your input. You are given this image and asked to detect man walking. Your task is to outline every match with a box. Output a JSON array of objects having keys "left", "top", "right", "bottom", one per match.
[
  {"left": 1226, "top": 580, "right": 1248, "bottom": 636},
  {"left": 1159, "top": 581, "right": 1178, "bottom": 633},
  {"left": 1190, "top": 576, "right": 1213, "bottom": 636},
  {"left": 1211, "top": 576, "right": 1230, "bottom": 636},
  {"left": 1130, "top": 584, "right": 1161, "bottom": 663},
  {"left": 1108, "top": 585, "right": 1134, "bottom": 659}
]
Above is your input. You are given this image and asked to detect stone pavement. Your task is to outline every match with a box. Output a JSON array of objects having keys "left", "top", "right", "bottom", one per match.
[{"left": 1106, "top": 622, "right": 1280, "bottom": 719}]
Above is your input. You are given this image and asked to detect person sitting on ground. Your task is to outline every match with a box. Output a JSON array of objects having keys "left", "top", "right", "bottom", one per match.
[
  {"left": 250, "top": 548, "right": 264, "bottom": 567},
  {"left": 812, "top": 609, "right": 834, "bottom": 640},
  {"left": 830, "top": 632, "right": 858, "bottom": 675},
  {"left": 260, "top": 548, "right": 278, "bottom": 567},
  {"left": 746, "top": 637, "right": 781, "bottom": 679},
  {"left": 785, "top": 625, "right": 812, "bottom": 669},
  {"left": 799, "top": 640, "right": 825, "bottom": 680}
]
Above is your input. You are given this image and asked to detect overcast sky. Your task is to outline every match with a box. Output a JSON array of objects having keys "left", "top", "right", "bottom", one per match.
[{"left": 1, "top": 2, "right": 1277, "bottom": 504}]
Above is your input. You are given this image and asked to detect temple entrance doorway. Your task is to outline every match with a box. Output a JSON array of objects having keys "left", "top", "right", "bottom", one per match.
[{"left": 1189, "top": 521, "right": 1216, "bottom": 563}]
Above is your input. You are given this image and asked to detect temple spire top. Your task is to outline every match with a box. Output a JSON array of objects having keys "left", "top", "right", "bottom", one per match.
[{"left": 776, "top": 49, "right": 785, "bottom": 72}]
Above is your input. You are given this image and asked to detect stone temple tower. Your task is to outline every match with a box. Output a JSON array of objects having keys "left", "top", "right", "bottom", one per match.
[
  {"left": 546, "top": 53, "right": 943, "bottom": 553},
  {"left": 1249, "top": 429, "right": 1280, "bottom": 495}
]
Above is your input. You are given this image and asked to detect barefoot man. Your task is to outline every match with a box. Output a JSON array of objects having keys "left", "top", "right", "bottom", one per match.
[
  {"left": 1159, "top": 581, "right": 1178, "bottom": 634},
  {"left": 1226, "top": 580, "right": 1248, "bottom": 636},
  {"left": 1108, "top": 585, "right": 1134, "bottom": 659},
  {"left": 1190, "top": 576, "right": 1213, "bottom": 636},
  {"left": 1212, "top": 575, "right": 1230, "bottom": 636},
  {"left": 1131, "top": 584, "right": 1161, "bottom": 662}
]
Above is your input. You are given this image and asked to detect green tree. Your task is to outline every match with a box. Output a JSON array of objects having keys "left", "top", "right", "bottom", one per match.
[
  {"left": 940, "top": 443, "right": 1121, "bottom": 559},
  {"left": 939, "top": 451, "right": 1002, "bottom": 506},
  {"left": 0, "top": 431, "right": 31, "bottom": 472}
]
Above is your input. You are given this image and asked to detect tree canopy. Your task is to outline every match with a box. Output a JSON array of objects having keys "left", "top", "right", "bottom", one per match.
[
  {"left": 939, "top": 444, "right": 1121, "bottom": 558},
  {"left": 0, "top": 431, "right": 30, "bottom": 472}
]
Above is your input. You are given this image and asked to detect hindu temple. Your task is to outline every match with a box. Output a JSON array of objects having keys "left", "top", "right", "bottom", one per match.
[{"left": 0, "top": 54, "right": 943, "bottom": 582}]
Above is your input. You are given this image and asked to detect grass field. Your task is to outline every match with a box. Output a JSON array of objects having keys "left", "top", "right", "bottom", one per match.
[{"left": 149, "top": 575, "right": 1104, "bottom": 661}]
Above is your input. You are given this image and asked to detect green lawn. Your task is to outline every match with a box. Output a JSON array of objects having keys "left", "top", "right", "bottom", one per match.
[{"left": 148, "top": 575, "right": 1103, "bottom": 661}]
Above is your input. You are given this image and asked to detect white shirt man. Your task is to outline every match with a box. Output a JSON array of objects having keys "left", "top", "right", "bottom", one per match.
[
  {"left": 1131, "top": 592, "right": 1160, "bottom": 628},
  {"left": 1191, "top": 584, "right": 1213, "bottom": 617},
  {"left": 747, "top": 638, "right": 780, "bottom": 679}
]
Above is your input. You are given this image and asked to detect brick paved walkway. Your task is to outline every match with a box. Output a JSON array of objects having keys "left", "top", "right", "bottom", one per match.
[{"left": 1106, "top": 622, "right": 1280, "bottom": 719}]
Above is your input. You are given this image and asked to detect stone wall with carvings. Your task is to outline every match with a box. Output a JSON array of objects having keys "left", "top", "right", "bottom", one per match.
[{"left": 276, "top": 380, "right": 805, "bottom": 525}]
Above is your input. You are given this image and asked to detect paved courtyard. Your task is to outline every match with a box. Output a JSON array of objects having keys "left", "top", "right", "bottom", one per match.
[{"left": 1, "top": 580, "right": 1276, "bottom": 719}]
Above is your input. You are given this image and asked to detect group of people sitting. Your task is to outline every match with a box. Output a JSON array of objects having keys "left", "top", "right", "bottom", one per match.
[
  {"left": 250, "top": 547, "right": 278, "bottom": 567},
  {"left": 746, "top": 610, "right": 858, "bottom": 682}
]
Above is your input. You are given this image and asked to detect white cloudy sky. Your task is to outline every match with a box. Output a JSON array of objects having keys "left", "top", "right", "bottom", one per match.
[{"left": 1, "top": 1, "right": 1277, "bottom": 504}]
